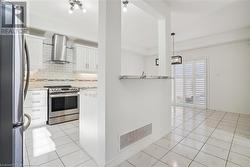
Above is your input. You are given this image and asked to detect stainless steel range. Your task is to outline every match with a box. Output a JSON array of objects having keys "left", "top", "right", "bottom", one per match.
[{"left": 44, "top": 85, "right": 79, "bottom": 125}]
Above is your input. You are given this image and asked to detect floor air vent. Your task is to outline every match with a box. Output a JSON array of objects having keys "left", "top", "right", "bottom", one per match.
[{"left": 120, "top": 123, "right": 152, "bottom": 150}]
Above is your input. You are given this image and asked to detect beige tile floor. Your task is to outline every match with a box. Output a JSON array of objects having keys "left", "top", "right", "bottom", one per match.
[
  {"left": 24, "top": 107, "right": 250, "bottom": 167},
  {"left": 118, "top": 107, "right": 250, "bottom": 167},
  {"left": 23, "top": 120, "right": 98, "bottom": 167}
]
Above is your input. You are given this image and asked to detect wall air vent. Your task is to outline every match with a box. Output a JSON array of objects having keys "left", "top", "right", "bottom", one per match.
[{"left": 120, "top": 123, "right": 152, "bottom": 150}]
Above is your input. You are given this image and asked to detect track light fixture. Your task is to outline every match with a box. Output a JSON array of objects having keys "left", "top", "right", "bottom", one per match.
[
  {"left": 68, "top": 0, "right": 87, "bottom": 14},
  {"left": 122, "top": 0, "right": 129, "bottom": 13}
]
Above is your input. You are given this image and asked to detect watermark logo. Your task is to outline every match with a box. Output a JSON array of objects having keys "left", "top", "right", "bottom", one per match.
[{"left": 0, "top": 1, "right": 27, "bottom": 35}]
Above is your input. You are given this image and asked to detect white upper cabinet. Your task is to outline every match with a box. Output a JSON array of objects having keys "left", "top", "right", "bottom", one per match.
[
  {"left": 25, "top": 35, "right": 44, "bottom": 71},
  {"left": 74, "top": 45, "right": 98, "bottom": 73}
]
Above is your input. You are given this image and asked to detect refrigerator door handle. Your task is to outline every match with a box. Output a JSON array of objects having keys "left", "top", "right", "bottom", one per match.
[
  {"left": 24, "top": 39, "right": 30, "bottom": 100},
  {"left": 23, "top": 113, "right": 31, "bottom": 131}
]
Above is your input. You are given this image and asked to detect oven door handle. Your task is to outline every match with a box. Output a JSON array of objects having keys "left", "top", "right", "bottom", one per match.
[{"left": 49, "top": 93, "right": 79, "bottom": 98}]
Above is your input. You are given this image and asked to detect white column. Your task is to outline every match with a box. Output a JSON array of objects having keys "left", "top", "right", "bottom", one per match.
[
  {"left": 98, "top": 0, "right": 121, "bottom": 166},
  {"left": 97, "top": 1, "right": 171, "bottom": 167},
  {"left": 158, "top": 14, "right": 171, "bottom": 76}
]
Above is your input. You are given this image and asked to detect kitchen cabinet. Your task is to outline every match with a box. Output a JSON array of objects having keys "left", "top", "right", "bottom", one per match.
[
  {"left": 74, "top": 45, "right": 98, "bottom": 73},
  {"left": 79, "top": 89, "right": 98, "bottom": 162},
  {"left": 24, "top": 90, "right": 48, "bottom": 128},
  {"left": 25, "top": 34, "right": 44, "bottom": 71}
]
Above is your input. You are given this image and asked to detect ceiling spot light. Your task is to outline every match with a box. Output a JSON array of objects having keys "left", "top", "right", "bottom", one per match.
[
  {"left": 68, "top": 5, "right": 74, "bottom": 14},
  {"left": 82, "top": 7, "right": 87, "bottom": 13},
  {"left": 74, "top": 3, "right": 79, "bottom": 9},
  {"left": 68, "top": 0, "right": 87, "bottom": 14},
  {"left": 122, "top": 0, "right": 129, "bottom": 13}
]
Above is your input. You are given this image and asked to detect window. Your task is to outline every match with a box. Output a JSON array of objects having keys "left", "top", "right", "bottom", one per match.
[{"left": 172, "top": 59, "right": 206, "bottom": 108}]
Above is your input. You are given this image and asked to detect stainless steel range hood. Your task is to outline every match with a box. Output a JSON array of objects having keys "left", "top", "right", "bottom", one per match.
[{"left": 52, "top": 34, "right": 69, "bottom": 64}]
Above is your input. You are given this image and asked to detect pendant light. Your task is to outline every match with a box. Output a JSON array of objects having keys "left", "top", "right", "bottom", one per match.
[{"left": 171, "top": 32, "right": 182, "bottom": 65}]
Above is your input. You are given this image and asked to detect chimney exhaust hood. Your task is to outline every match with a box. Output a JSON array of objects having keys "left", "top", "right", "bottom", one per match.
[{"left": 51, "top": 34, "right": 69, "bottom": 64}]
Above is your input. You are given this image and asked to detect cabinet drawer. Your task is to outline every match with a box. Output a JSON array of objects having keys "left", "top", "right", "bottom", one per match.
[
  {"left": 30, "top": 119, "right": 47, "bottom": 127},
  {"left": 24, "top": 91, "right": 47, "bottom": 108},
  {"left": 26, "top": 90, "right": 47, "bottom": 99},
  {"left": 30, "top": 112, "right": 46, "bottom": 121},
  {"left": 24, "top": 106, "right": 47, "bottom": 114},
  {"left": 25, "top": 108, "right": 47, "bottom": 128},
  {"left": 24, "top": 99, "right": 47, "bottom": 108}
]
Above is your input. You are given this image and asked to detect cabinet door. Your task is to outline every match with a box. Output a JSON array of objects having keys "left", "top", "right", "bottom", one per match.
[
  {"left": 83, "top": 47, "right": 89, "bottom": 72},
  {"left": 25, "top": 36, "right": 43, "bottom": 71},
  {"left": 75, "top": 46, "right": 84, "bottom": 72},
  {"left": 95, "top": 49, "right": 98, "bottom": 71},
  {"left": 89, "top": 48, "right": 96, "bottom": 72},
  {"left": 74, "top": 45, "right": 98, "bottom": 73}
]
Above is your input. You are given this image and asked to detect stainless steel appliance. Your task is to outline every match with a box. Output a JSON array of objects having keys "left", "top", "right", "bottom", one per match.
[
  {"left": 45, "top": 85, "right": 80, "bottom": 125},
  {"left": 51, "top": 34, "right": 69, "bottom": 64},
  {"left": 0, "top": 2, "right": 31, "bottom": 166}
]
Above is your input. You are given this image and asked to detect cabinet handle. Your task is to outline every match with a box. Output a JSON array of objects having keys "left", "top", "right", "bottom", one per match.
[
  {"left": 32, "top": 93, "right": 41, "bottom": 96},
  {"left": 32, "top": 109, "right": 40, "bottom": 112},
  {"left": 32, "top": 101, "right": 40, "bottom": 104}
]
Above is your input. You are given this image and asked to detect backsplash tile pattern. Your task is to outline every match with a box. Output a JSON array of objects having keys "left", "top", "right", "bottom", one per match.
[
  {"left": 29, "top": 35, "right": 97, "bottom": 88},
  {"left": 42, "top": 44, "right": 74, "bottom": 73}
]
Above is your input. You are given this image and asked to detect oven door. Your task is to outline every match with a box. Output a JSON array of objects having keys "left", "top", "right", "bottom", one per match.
[{"left": 49, "top": 93, "right": 79, "bottom": 118}]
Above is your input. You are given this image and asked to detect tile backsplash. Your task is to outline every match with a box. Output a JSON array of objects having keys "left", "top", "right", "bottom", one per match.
[{"left": 29, "top": 34, "right": 97, "bottom": 88}]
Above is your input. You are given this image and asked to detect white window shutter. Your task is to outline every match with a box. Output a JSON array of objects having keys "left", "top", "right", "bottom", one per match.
[{"left": 173, "top": 60, "right": 206, "bottom": 108}]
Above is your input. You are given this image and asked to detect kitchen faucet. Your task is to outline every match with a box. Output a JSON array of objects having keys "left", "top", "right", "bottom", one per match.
[{"left": 140, "top": 71, "right": 146, "bottom": 79}]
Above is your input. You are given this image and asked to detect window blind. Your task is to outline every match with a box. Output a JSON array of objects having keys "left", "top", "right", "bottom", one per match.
[{"left": 172, "top": 60, "right": 206, "bottom": 108}]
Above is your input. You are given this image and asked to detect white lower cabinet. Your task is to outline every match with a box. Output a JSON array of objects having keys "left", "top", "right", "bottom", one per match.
[
  {"left": 24, "top": 90, "right": 48, "bottom": 128},
  {"left": 79, "top": 89, "right": 98, "bottom": 163}
]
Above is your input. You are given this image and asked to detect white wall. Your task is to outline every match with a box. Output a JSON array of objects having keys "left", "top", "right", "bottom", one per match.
[
  {"left": 98, "top": 1, "right": 172, "bottom": 166},
  {"left": 121, "top": 51, "right": 160, "bottom": 76},
  {"left": 178, "top": 40, "right": 250, "bottom": 114},
  {"left": 144, "top": 55, "right": 159, "bottom": 76},
  {"left": 121, "top": 50, "right": 144, "bottom": 75}
]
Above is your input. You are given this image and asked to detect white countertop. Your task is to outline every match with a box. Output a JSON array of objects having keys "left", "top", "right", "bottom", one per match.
[
  {"left": 27, "top": 81, "right": 97, "bottom": 91},
  {"left": 28, "top": 86, "right": 97, "bottom": 91}
]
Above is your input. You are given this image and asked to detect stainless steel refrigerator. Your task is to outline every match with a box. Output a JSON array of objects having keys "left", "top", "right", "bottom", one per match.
[{"left": 0, "top": 2, "right": 31, "bottom": 167}]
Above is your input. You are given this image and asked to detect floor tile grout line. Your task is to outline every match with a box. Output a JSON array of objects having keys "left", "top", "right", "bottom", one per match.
[
  {"left": 25, "top": 109, "right": 249, "bottom": 167},
  {"left": 187, "top": 111, "right": 227, "bottom": 167},
  {"left": 172, "top": 112, "right": 206, "bottom": 135},
  {"left": 59, "top": 122, "right": 95, "bottom": 166},
  {"left": 229, "top": 150, "right": 250, "bottom": 159},
  {"left": 140, "top": 110, "right": 204, "bottom": 167},
  {"left": 24, "top": 138, "right": 31, "bottom": 167},
  {"left": 224, "top": 113, "right": 240, "bottom": 167},
  {"left": 122, "top": 109, "right": 206, "bottom": 166},
  {"left": 126, "top": 160, "right": 137, "bottom": 167},
  {"left": 51, "top": 121, "right": 93, "bottom": 166},
  {"left": 25, "top": 121, "right": 85, "bottom": 167},
  {"left": 29, "top": 156, "right": 59, "bottom": 166},
  {"left": 72, "top": 159, "right": 92, "bottom": 167},
  {"left": 149, "top": 109, "right": 214, "bottom": 167},
  {"left": 55, "top": 151, "right": 66, "bottom": 167}
]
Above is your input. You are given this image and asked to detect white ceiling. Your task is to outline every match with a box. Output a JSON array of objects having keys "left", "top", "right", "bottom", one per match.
[
  {"left": 169, "top": 0, "right": 250, "bottom": 41},
  {"left": 27, "top": 0, "right": 250, "bottom": 54}
]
